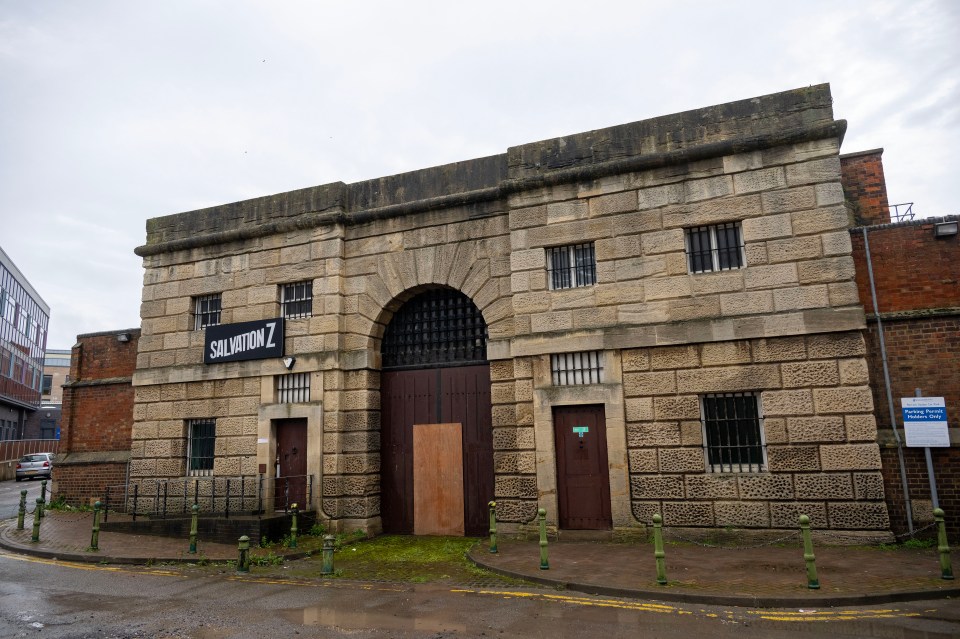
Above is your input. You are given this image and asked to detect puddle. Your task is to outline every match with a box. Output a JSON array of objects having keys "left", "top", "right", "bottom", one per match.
[{"left": 283, "top": 605, "right": 468, "bottom": 633}]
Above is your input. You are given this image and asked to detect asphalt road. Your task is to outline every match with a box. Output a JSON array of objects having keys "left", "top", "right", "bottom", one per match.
[
  {"left": 1, "top": 548, "right": 959, "bottom": 638},
  {"left": 0, "top": 478, "right": 44, "bottom": 519}
]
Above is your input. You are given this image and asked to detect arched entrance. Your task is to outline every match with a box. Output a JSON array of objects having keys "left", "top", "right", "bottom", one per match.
[{"left": 380, "top": 288, "right": 494, "bottom": 536}]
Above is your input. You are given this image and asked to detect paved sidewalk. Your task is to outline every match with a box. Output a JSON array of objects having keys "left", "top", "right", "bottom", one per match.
[{"left": 2, "top": 511, "right": 959, "bottom": 608}]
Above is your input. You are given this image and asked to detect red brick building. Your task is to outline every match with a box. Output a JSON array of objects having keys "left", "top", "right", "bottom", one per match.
[
  {"left": 844, "top": 149, "right": 960, "bottom": 540},
  {"left": 52, "top": 329, "right": 139, "bottom": 505}
]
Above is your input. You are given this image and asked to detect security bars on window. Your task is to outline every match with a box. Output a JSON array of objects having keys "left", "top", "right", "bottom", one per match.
[
  {"left": 187, "top": 419, "right": 216, "bottom": 477},
  {"left": 551, "top": 351, "right": 604, "bottom": 385},
  {"left": 547, "top": 243, "right": 596, "bottom": 290},
  {"left": 277, "top": 372, "right": 310, "bottom": 403},
  {"left": 281, "top": 281, "right": 313, "bottom": 319},
  {"left": 685, "top": 222, "right": 745, "bottom": 273},
  {"left": 701, "top": 393, "right": 765, "bottom": 472},
  {"left": 193, "top": 294, "right": 222, "bottom": 330}
]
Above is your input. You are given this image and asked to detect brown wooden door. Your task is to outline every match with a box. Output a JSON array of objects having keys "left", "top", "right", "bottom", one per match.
[
  {"left": 381, "top": 365, "right": 493, "bottom": 536},
  {"left": 553, "top": 405, "right": 612, "bottom": 530},
  {"left": 276, "top": 418, "right": 307, "bottom": 509}
]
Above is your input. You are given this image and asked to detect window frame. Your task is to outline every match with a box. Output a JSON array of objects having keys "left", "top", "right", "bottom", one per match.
[
  {"left": 546, "top": 242, "right": 597, "bottom": 290},
  {"left": 186, "top": 419, "right": 216, "bottom": 477},
  {"left": 280, "top": 281, "right": 313, "bottom": 319},
  {"left": 550, "top": 351, "right": 604, "bottom": 385},
  {"left": 684, "top": 222, "right": 746, "bottom": 274},
  {"left": 276, "top": 372, "right": 310, "bottom": 403},
  {"left": 701, "top": 392, "right": 766, "bottom": 473},
  {"left": 192, "top": 294, "right": 222, "bottom": 330}
]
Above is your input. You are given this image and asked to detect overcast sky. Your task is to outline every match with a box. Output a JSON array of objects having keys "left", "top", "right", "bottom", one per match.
[{"left": 1, "top": 1, "right": 957, "bottom": 349}]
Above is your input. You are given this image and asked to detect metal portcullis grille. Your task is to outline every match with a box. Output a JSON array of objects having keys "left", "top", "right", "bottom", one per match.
[
  {"left": 685, "top": 222, "right": 744, "bottom": 273},
  {"left": 381, "top": 288, "right": 487, "bottom": 370},
  {"left": 702, "top": 393, "right": 765, "bottom": 472},
  {"left": 547, "top": 243, "right": 596, "bottom": 290},
  {"left": 551, "top": 351, "right": 604, "bottom": 385},
  {"left": 276, "top": 372, "right": 310, "bottom": 403}
]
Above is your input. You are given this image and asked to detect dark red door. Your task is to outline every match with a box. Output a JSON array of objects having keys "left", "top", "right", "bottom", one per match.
[
  {"left": 553, "top": 405, "right": 612, "bottom": 530},
  {"left": 276, "top": 419, "right": 307, "bottom": 510},
  {"left": 381, "top": 365, "right": 493, "bottom": 536}
]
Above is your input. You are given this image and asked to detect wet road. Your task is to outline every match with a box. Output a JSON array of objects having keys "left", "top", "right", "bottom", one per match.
[
  {"left": 0, "top": 478, "right": 43, "bottom": 519},
  {"left": 1, "top": 549, "right": 959, "bottom": 638}
]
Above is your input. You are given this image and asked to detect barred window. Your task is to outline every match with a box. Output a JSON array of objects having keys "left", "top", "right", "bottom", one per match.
[
  {"left": 551, "top": 351, "right": 604, "bottom": 385},
  {"left": 685, "top": 222, "right": 745, "bottom": 273},
  {"left": 702, "top": 393, "right": 765, "bottom": 473},
  {"left": 277, "top": 372, "right": 310, "bottom": 403},
  {"left": 192, "top": 294, "right": 222, "bottom": 330},
  {"left": 281, "top": 281, "right": 313, "bottom": 319},
  {"left": 187, "top": 419, "right": 216, "bottom": 477},
  {"left": 547, "top": 243, "right": 596, "bottom": 290}
]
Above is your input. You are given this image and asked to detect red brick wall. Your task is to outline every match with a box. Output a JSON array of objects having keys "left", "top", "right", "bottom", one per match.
[
  {"left": 53, "top": 462, "right": 127, "bottom": 506},
  {"left": 852, "top": 218, "right": 960, "bottom": 540},
  {"left": 841, "top": 149, "right": 891, "bottom": 226},
  {"left": 59, "top": 330, "right": 140, "bottom": 455},
  {"left": 850, "top": 222, "right": 960, "bottom": 314}
]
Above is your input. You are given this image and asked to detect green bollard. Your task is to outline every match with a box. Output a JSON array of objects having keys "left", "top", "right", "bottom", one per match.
[
  {"left": 289, "top": 503, "right": 298, "bottom": 549},
  {"left": 488, "top": 501, "right": 498, "bottom": 554},
  {"left": 89, "top": 501, "right": 101, "bottom": 551},
  {"left": 17, "top": 489, "right": 27, "bottom": 530},
  {"left": 538, "top": 508, "right": 549, "bottom": 570},
  {"left": 39, "top": 480, "right": 47, "bottom": 518},
  {"left": 934, "top": 508, "right": 954, "bottom": 580},
  {"left": 799, "top": 515, "right": 820, "bottom": 590},
  {"left": 320, "top": 534, "right": 335, "bottom": 575},
  {"left": 188, "top": 503, "right": 199, "bottom": 554},
  {"left": 237, "top": 535, "right": 251, "bottom": 574},
  {"left": 653, "top": 514, "right": 668, "bottom": 585},
  {"left": 31, "top": 498, "right": 42, "bottom": 543}
]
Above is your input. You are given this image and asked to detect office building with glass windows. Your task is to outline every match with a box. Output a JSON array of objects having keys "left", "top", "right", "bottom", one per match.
[{"left": 0, "top": 246, "right": 49, "bottom": 441}]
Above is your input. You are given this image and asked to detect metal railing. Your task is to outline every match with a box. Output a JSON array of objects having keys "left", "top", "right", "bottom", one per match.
[
  {"left": 101, "top": 474, "right": 313, "bottom": 522},
  {"left": 890, "top": 202, "right": 915, "bottom": 222},
  {"left": 0, "top": 439, "right": 60, "bottom": 463}
]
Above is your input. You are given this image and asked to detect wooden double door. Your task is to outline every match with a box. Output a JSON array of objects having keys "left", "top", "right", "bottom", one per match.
[{"left": 381, "top": 365, "right": 493, "bottom": 536}]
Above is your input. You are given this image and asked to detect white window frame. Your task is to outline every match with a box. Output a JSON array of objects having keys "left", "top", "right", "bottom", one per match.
[
  {"left": 684, "top": 222, "right": 746, "bottom": 274},
  {"left": 192, "top": 294, "right": 222, "bottom": 330},
  {"left": 546, "top": 242, "right": 597, "bottom": 290},
  {"left": 701, "top": 392, "right": 766, "bottom": 473}
]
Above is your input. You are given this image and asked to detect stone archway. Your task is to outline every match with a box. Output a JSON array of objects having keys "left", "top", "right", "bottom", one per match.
[{"left": 379, "top": 287, "right": 494, "bottom": 536}]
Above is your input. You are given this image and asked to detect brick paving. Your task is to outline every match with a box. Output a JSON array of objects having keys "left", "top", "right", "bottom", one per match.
[{"left": 2, "top": 511, "right": 959, "bottom": 607}]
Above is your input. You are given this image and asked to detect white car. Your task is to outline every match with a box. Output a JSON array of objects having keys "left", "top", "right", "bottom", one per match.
[{"left": 15, "top": 452, "right": 54, "bottom": 482}]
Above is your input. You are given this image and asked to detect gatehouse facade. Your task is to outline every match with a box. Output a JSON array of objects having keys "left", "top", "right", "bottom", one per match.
[{"left": 131, "top": 84, "right": 891, "bottom": 538}]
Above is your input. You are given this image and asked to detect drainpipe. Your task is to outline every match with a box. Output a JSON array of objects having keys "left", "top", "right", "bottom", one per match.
[{"left": 861, "top": 226, "right": 914, "bottom": 534}]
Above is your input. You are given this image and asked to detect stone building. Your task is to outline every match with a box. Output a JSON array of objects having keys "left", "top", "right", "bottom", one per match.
[{"left": 131, "top": 84, "right": 890, "bottom": 539}]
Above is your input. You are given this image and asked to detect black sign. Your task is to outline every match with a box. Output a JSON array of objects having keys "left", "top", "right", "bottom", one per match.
[{"left": 204, "top": 318, "right": 284, "bottom": 364}]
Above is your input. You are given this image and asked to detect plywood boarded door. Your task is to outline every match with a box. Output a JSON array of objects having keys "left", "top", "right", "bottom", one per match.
[
  {"left": 553, "top": 405, "right": 612, "bottom": 530},
  {"left": 276, "top": 418, "right": 307, "bottom": 509},
  {"left": 413, "top": 423, "right": 465, "bottom": 536}
]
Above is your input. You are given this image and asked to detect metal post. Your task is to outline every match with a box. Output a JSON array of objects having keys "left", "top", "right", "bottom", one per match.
[
  {"left": 488, "top": 501, "right": 498, "bottom": 553},
  {"left": 103, "top": 487, "right": 110, "bottom": 523},
  {"left": 39, "top": 480, "right": 47, "bottom": 518},
  {"left": 17, "top": 489, "right": 27, "bottom": 530},
  {"left": 31, "top": 498, "right": 42, "bottom": 542},
  {"left": 90, "top": 501, "right": 101, "bottom": 551},
  {"left": 189, "top": 504, "right": 199, "bottom": 554},
  {"left": 321, "top": 534, "right": 335, "bottom": 575},
  {"left": 915, "top": 388, "right": 941, "bottom": 511},
  {"left": 183, "top": 479, "right": 188, "bottom": 514},
  {"left": 237, "top": 535, "right": 250, "bottom": 574},
  {"left": 194, "top": 479, "right": 199, "bottom": 508},
  {"left": 132, "top": 484, "right": 139, "bottom": 521},
  {"left": 653, "top": 514, "right": 667, "bottom": 585},
  {"left": 799, "top": 515, "right": 820, "bottom": 590},
  {"left": 538, "top": 508, "right": 549, "bottom": 570},
  {"left": 934, "top": 508, "right": 954, "bottom": 580},
  {"left": 289, "top": 503, "right": 298, "bottom": 549}
]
